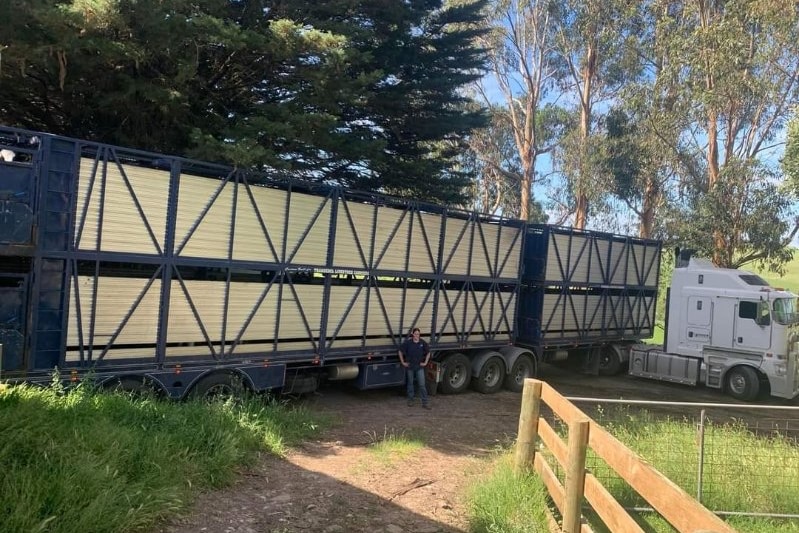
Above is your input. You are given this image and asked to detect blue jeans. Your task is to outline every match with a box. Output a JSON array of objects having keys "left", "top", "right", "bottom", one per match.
[{"left": 406, "top": 367, "right": 428, "bottom": 404}]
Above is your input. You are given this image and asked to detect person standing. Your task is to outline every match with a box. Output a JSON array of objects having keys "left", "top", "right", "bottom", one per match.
[{"left": 399, "top": 327, "right": 431, "bottom": 409}]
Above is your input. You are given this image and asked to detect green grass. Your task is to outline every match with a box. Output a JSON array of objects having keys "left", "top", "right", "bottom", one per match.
[
  {"left": 752, "top": 250, "right": 799, "bottom": 292},
  {"left": 466, "top": 454, "right": 550, "bottom": 533},
  {"left": 469, "top": 412, "right": 799, "bottom": 533},
  {"left": 0, "top": 382, "right": 328, "bottom": 533},
  {"left": 364, "top": 427, "right": 426, "bottom": 465}
]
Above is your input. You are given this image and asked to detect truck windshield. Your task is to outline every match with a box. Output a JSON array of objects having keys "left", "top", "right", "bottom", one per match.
[{"left": 772, "top": 297, "right": 799, "bottom": 325}]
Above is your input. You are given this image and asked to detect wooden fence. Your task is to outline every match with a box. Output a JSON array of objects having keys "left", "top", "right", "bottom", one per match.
[{"left": 515, "top": 379, "right": 737, "bottom": 533}]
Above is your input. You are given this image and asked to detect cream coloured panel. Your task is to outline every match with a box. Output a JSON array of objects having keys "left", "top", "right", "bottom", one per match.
[
  {"left": 545, "top": 234, "right": 568, "bottom": 281},
  {"left": 364, "top": 287, "right": 410, "bottom": 337},
  {"left": 609, "top": 244, "right": 627, "bottom": 285},
  {"left": 592, "top": 239, "right": 610, "bottom": 284},
  {"left": 167, "top": 280, "right": 225, "bottom": 343},
  {"left": 494, "top": 293, "right": 517, "bottom": 335},
  {"left": 372, "top": 207, "right": 409, "bottom": 272},
  {"left": 66, "top": 347, "right": 155, "bottom": 362},
  {"left": 333, "top": 201, "right": 374, "bottom": 269},
  {"left": 442, "top": 218, "right": 470, "bottom": 275},
  {"left": 408, "top": 212, "right": 441, "bottom": 274},
  {"left": 75, "top": 158, "right": 169, "bottom": 254},
  {"left": 286, "top": 194, "right": 331, "bottom": 265},
  {"left": 224, "top": 282, "right": 278, "bottom": 342},
  {"left": 276, "top": 284, "right": 324, "bottom": 339},
  {"left": 326, "top": 286, "right": 366, "bottom": 339},
  {"left": 471, "top": 223, "right": 496, "bottom": 277},
  {"left": 177, "top": 177, "right": 233, "bottom": 258},
  {"left": 496, "top": 227, "right": 523, "bottom": 279},
  {"left": 403, "top": 288, "right": 434, "bottom": 334},
  {"left": 66, "top": 276, "right": 161, "bottom": 361},
  {"left": 232, "top": 185, "right": 285, "bottom": 263}
]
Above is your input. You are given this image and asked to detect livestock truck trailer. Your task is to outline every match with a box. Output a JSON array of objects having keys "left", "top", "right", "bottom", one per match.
[{"left": 1, "top": 126, "right": 795, "bottom": 401}]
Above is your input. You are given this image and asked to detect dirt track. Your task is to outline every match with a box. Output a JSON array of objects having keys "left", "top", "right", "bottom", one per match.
[{"left": 155, "top": 366, "right": 798, "bottom": 533}]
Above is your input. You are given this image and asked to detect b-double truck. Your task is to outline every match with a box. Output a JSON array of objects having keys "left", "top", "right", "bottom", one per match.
[{"left": 1, "top": 126, "right": 797, "bottom": 401}]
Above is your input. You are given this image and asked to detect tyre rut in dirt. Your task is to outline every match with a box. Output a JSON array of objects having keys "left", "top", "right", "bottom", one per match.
[
  {"left": 190, "top": 373, "right": 245, "bottom": 401},
  {"left": 472, "top": 356, "right": 505, "bottom": 394},
  {"left": 725, "top": 365, "right": 760, "bottom": 401},
  {"left": 503, "top": 354, "right": 535, "bottom": 392},
  {"left": 439, "top": 353, "right": 471, "bottom": 394}
]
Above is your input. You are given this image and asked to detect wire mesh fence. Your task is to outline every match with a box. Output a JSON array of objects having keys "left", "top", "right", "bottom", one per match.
[{"left": 537, "top": 397, "right": 799, "bottom": 523}]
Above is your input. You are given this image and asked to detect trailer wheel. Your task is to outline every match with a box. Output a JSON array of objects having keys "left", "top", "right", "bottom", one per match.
[
  {"left": 190, "top": 373, "right": 246, "bottom": 401},
  {"left": 503, "top": 355, "right": 536, "bottom": 393},
  {"left": 439, "top": 353, "right": 471, "bottom": 394},
  {"left": 725, "top": 366, "right": 760, "bottom": 401},
  {"left": 472, "top": 356, "right": 505, "bottom": 394},
  {"left": 598, "top": 346, "right": 622, "bottom": 376}
]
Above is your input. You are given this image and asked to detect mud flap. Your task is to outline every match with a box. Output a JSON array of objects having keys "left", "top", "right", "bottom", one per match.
[{"left": 425, "top": 362, "right": 440, "bottom": 396}]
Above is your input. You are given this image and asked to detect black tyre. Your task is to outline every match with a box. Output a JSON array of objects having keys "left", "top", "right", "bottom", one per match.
[
  {"left": 503, "top": 355, "right": 536, "bottom": 393},
  {"left": 598, "top": 346, "right": 622, "bottom": 376},
  {"left": 472, "top": 356, "right": 505, "bottom": 394},
  {"left": 439, "top": 353, "right": 471, "bottom": 394},
  {"left": 190, "top": 373, "right": 245, "bottom": 401},
  {"left": 725, "top": 366, "right": 760, "bottom": 401}
]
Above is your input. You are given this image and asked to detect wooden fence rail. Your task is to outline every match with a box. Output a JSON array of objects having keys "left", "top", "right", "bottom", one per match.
[{"left": 515, "top": 378, "right": 737, "bottom": 533}]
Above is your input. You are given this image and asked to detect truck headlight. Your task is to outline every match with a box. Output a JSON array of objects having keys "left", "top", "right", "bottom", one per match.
[{"left": 775, "top": 363, "right": 787, "bottom": 376}]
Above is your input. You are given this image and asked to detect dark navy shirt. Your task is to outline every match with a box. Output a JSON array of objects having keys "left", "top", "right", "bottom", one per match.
[{"left": 400, "top": 338, "right": 429, "bottom": 369}]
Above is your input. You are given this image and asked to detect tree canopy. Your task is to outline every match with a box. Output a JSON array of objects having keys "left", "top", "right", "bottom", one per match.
[
  {"left": 3, "top": 0, "right": 799, "bottom": 271},
  {"left": 0, "top": 0, "right": 488, "bottom": 204}
]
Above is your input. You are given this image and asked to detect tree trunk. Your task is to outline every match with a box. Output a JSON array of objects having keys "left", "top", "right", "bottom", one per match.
[
  {"left": 639, "top": 176, "right": 658, "bottom": 239},
  {"left": 574, "top": 41, "right": 596, "bottom": 230}
]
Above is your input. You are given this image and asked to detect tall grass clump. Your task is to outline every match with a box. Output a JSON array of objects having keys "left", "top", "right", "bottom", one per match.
[
  {"left": 466, "top": 454, "right": 550, "bottom": 533},
  {"left": 364, "top": 427, "right": 426, "bottom": 465},
  {"left": 0, "top": 382, "right": 327, "bottom": 533}
]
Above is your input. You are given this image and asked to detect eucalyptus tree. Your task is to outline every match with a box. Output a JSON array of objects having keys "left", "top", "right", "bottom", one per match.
[
  {"left": 471, "top": 0, "right": 564, "bottom": 221},
  {"left": 786, "top": 111, "right": 799, "bottom": 191},
  {"left": 464, "top": 104, "right": 548, "bottom": 221},
  {"left": 600, "top": 0, "right": 693, "bottom": 239},
  {"left": 550, "top": 0, "right": 643, "bottom": 229},
  {"left": 657, "top": 0, "right": 799, "bottom": 269}
]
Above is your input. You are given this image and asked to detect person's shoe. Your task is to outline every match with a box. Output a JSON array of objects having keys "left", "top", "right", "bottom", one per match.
[
  {"left": 407, "top": 399, "right": 414, "bottom": 406},
  {"left": 422, "top": 403, "right": 431, "bottom": 410}
]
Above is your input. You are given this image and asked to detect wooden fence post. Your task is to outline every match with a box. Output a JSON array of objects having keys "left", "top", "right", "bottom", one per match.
[
  {"left": 514, "top": 378, "right": 542, "bottom": 473},
  {"left": 562, "top": 418, "right": 590, "bottom": 533}
]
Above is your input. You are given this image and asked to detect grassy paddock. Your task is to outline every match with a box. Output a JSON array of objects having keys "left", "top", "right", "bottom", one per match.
[
  {"left": 467, "top": 412, "right": 799, "bottom": 533},
  {"left": 0, "top": 382, "right": 327, "bottom": 533}
]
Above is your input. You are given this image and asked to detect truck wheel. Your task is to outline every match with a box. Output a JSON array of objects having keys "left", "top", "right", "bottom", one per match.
[
  {"left": 598, "top": 346, "right": 622, "bottom": 376},
  {"left": 439, "top": 353, "right": 471, "bottom": 394},
  {"left": 503, "top": 355, "right": 536, "bottom": 393},
  {"left": 725, "top": 366, "right": 760, "bottom": 401},
  {"left": 472, "top": 356, "right": 505, "bottom": 394},
  {"left": 190, "top": 373, "right": 245, "bottom": 401}
]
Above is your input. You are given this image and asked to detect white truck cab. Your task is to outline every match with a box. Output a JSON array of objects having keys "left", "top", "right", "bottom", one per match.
[{"left": 630, "top": 256, "right": 799, "bottom": 401}]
